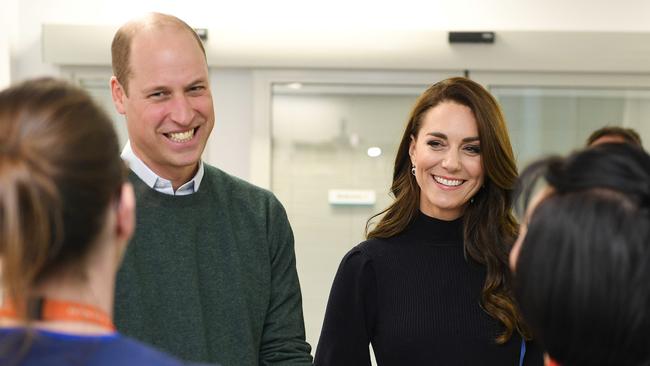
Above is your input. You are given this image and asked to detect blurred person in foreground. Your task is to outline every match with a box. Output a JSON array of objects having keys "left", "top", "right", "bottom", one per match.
[
  {"left": 511, "top": 143, "right": 650, "bottom": 366},
  {"left": 586, "top": 125, "right": 642, "bottom": 147},
  {"left": 0, "top": 78, "right": 214, "bottom": 365}
]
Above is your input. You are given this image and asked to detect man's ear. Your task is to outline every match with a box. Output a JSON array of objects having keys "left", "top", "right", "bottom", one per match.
[
  {"left": 110, "top": 76, "right": 127, "bottom": 115},
  {"left": 115, "top": 183, "right": 135, "bottom": 244}
]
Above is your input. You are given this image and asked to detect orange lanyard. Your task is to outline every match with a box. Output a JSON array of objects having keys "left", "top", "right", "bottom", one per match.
[
  {"left": 0, "top": 298, "right": 115, "bottom": 332},
  {"left": 547, "top": 359, "right": 561, "bottom": 366}
]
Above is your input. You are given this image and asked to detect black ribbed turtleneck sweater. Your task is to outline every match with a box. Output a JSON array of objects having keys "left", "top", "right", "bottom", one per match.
[{"left": 314, "top": 212, "right": 542, "bottom": 366}]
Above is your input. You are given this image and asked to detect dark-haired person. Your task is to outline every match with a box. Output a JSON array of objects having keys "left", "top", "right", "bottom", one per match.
[
  {"left": 109, "top": 13, "right": 311, "bottom": 366},
  {"left": 0, "top": 78, "right": 214, "bottom": 365},
  {"left": 314, "top": 77, "right": 543, "bottom": 365},
  {"left": 510, "top": 143, "right": 650, "bottom": 366},
  {"left": 586, "top": 125, "right": 642, "bottom": 147}
]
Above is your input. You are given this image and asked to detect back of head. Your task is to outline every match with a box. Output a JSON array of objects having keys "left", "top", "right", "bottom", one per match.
[
  {"left": 0, "top": 78, "right": 125, "bottom": 317},
  {"left": 586, "top": 126, "right": 643, "bottom": 147},
  {"left": 515, "top": 143, "right": 650, "bottom": 365},
  {"left": 111, "top": 12, "right": 206, "bottom": 95}
]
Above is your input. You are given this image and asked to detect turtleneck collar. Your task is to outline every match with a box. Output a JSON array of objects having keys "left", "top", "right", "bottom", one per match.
[{"left": 404, "top": 210, "right": 464, "bottom": 245}]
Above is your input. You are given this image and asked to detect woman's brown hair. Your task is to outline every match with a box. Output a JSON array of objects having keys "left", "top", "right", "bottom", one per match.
[
  {"left": 0, "top": 78, "right": 126, "bottom": 319},
  {"left": 367, "top": 77, "right": 529, "bottom": 343}
]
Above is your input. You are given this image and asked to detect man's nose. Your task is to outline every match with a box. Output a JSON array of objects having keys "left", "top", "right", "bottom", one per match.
[{"left": 169, "top": 95, "right": 196, "bottom": 126}]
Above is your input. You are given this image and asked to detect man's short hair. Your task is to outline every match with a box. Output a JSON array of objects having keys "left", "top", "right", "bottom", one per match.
[
  {"left": 111, "top": 13, "right": 206, "bottom": 95},
  {"left": 586, "top": 126, "right": 642, "bottom": 147}
]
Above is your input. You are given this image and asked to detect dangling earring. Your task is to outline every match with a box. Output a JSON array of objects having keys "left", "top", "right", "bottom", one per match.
[
  {"left": 470, "top": 197, "right": 475, "bottom": 204},
  {"left": 411, "top": 165, "right": 416, "bottom": 176}
]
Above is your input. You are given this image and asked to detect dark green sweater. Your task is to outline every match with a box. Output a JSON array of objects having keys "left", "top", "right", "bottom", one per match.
[{"left": 114, "top": 165, "right": 312, "bottom": 366}]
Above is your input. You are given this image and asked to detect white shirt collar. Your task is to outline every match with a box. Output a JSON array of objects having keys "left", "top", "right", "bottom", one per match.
[{"left": 121, "top": 141, "right": 204, "bottom": 196}]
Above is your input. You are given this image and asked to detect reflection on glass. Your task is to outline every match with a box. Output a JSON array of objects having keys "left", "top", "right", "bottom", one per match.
[
  {"left": 79, "top": 78, "right": 129, "bottom": 149},
  {"left": 492, "top": 87, "right": 650, "bottom": 167},
  {"left": 272, "top": 82, "right": 650, "bottom": 351},
  {"left": 271, "top": 83, "right": 426, "bottom": 350}
]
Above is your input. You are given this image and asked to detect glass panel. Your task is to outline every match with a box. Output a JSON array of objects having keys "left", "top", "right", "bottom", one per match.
[
  {"left": 78, "top": 77, "right": 129, "bottom": 149},
  {"left": 271, "top": 82, "right": 428, "bottom": 350},
  {"left": 491, "top": 86, "right": 650, "bottom": 168}
]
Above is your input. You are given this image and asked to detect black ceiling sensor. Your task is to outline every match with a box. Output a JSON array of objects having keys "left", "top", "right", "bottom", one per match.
[
  {"left": 194, "top": 28, "right": 208, "bottom": 41},
  {"left": 448, "top": 32, "right": 495, "bottom": 44}
]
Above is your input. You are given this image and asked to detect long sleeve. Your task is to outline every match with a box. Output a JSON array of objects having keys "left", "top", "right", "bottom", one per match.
[
  {"left": 314, "top": 247, "right": 377, "bottom": 366},
  {"left": 259, "top": 196, "right": 313, "bottom": 365}
]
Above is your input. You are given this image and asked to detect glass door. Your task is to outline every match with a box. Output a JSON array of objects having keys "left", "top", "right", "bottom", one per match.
[
  {"left": 472, "top": 71, "right": 650, "bottom": 168},
  {"left": 270, "top": 70, "right": 650, "bottom": 357},
  {"left": 268, "top": 71, "right": 461, "bottom": 354}
]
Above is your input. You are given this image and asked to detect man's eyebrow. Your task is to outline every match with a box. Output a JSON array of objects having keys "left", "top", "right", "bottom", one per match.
[
  {"left": 141, "top": 85, "right": 169, "bottom": 94},
  {"left": 187, "top": 77, "right": 208, "bottom": 86}
]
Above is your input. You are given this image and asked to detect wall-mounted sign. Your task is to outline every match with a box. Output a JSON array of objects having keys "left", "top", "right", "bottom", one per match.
[{"left": 328, "top": 189, "right": 376, "bottom": 206}]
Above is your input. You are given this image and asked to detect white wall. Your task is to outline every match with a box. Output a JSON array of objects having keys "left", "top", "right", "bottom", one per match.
[
  {"left": 7, "top": 3, "right": 650, "bottom": 356},
  {"left": 0, "top": 0, "right": 18, "bottom": 89},
  {"left": 12, "top": 0, "right": 650, "bottom": 82},
  {"left": 0, "top": 25, "right": 10, "bottom": 89},
  {"left": 272, "top": 92, "right": 417, "bottom": 347},
  {"left": 206, "top": 69, "right": 253, "bottom": 179},
  {"left": 9, "top": 0, "right": 650, "bottom": 180},
  {"left": 10, "top": 0, "right": 259, "bottom": 179}
]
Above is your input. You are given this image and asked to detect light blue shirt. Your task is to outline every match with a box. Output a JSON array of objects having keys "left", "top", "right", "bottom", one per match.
[{"left": 121, "top": 142, "right": 204, "bottom": 196}]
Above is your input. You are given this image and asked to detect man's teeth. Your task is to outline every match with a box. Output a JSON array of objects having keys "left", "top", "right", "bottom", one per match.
[
  {"left": 167, "top": 129, "right": 194, "bottom": 142},
  {"left": 433, "top": 175, "right": 463, "bottom": 187}
]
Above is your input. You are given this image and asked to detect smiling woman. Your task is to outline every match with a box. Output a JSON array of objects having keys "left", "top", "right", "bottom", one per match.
[
  {"left": 409, "top": 101, "right": 484, "bottom": 220},
  {"left": 315, "top": 77, "right": 543, "bottom": 366}
]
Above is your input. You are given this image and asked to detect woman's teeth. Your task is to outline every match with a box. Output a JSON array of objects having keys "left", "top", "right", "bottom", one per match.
[{"left": 433, "top": 175, "right": 463, "bottom": 186}]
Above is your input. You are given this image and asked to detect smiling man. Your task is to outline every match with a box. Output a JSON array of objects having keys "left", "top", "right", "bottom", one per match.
[{"left": 110, "top": 13, "right": 312, "bottom": 366}]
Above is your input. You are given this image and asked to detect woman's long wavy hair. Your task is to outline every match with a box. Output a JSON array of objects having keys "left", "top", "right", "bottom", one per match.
[{"left": 366, "top": 77, "right": 529, "bottom": 343}]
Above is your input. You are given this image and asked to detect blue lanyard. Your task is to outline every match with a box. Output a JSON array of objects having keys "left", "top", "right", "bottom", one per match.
[{"left": 519, "top": 339, "right": 526, "bottom": 366}]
